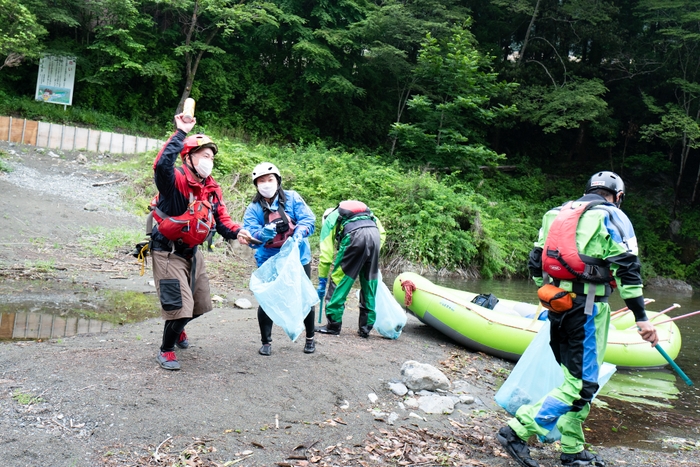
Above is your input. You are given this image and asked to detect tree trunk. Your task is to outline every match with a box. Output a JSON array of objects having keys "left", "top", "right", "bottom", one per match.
[
  {"left": 692, "top": 158, "right": 700, "bottom": 202},
  {"left": 390, "top": 77, "right": 417, "bottom": 156},
  {"left": 518, "top": 0, "right": 541, "bottom": 66},
  {"left": 176, "top": 26, "right": 220, "bottom": 114}
]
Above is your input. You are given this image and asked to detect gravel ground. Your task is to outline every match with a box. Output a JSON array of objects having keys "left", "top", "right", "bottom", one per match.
[{"left": 0, "top": 140, "right": 698, "bottom": 467}]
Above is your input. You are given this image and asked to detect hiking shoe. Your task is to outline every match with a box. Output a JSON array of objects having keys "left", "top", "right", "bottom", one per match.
[
  {"left": 303, "top": 338, "right": 315, "bottom": 354},
  {"left": 156, "top": 351, "right": 181, "bottom": 371},
  {"left": 560, "top": 450, "right": 605, "bottom": 466},
  {"left": 259, "top": 344, "right": 271, "bottom": 356},
  {"left": 315, "top": 325, "right": 341, "bottom": 335},
  {"left": 496, "top": 426, "right": 539, "bottom": 467},
  {"left": 175, "top": 330, "right": 189, "bottom": 349}
]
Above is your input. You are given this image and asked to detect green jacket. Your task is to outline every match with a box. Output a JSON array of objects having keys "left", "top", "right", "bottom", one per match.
[
  {"left": 318, "top": 208, "right": 386, "bottom": 279},
  {"left": 528, "top": 194, "right": 646, "bottom": 319}
]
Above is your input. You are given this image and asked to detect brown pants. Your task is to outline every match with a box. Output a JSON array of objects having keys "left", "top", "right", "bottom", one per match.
[{"left": 152, "top": 249, "right": 212, "bottom": 320}]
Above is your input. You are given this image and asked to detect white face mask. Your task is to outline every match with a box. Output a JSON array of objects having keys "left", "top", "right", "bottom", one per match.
[
  {"left": 195, "top": 157, "right": 213, "bottom": 178},
  {"left": 257, "top": 180, "right": 278, "bottom": 199}
]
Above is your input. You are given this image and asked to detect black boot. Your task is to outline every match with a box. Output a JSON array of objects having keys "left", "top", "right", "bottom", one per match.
[
  {"left": 496, "top": 426, "right": 539, "bottom": 467},
  {"left": 315, "top": 318, "right": 342, "bottom": 335},
  {"left": 358, "top": 325, "right": 373, "bottom": 338},
  {"left": 303, "top": 337, "right": 316, "bottom": 353}
]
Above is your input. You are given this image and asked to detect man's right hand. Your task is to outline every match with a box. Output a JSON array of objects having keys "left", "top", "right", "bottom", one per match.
[
  {"left": 637, "top": 320, "right": 659, "bottom": 347},
  {"left": 175, "top": 113, "right": 196, "bottom": 133}
]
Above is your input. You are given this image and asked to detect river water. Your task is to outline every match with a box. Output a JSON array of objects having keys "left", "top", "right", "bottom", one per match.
[{"left": 395, "top": 274, "right": 700, "bottom": 445}]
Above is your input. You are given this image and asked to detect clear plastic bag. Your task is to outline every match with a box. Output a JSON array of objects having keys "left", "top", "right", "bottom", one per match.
[
  {"left": 249, "top": 238, "right": 319, "bottom": 341},
  {"left": 494, "top": 319, "right": 616, "bottom": 442},
  {"left": 373, "top": 272, "right": 407, "bottom": 339}
]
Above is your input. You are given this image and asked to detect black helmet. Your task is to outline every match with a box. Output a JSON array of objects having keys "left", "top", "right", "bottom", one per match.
[{"left": 585, "top": 171, "right": 625, "bottom": 206}]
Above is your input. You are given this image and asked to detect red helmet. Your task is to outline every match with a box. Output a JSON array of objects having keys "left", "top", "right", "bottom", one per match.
[{"left": 181, "top": 134, "right": 218, "bottom": 159}]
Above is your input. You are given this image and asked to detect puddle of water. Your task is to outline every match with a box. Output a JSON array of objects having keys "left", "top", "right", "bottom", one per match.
[{"left": 0, "top": 282, "right": 158, "bottom": 341}]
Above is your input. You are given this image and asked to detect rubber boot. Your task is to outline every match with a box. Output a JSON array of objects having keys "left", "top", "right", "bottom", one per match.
[
  {"left": 316, "top": 318, "right": 342, "bottom": 335},
  {"left": 358, "top": 325, "right": 373, "bottom": 338}
]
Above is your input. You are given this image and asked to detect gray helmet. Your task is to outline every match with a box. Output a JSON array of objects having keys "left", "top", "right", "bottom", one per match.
[{"left": 585, "top": 171, "right": 625, "bottom": 205}]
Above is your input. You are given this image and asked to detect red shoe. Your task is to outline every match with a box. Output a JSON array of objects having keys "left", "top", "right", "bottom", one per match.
[
  {"left": 175, "top": 331, "right": 189, "bottom": 349},
  {"left": 156, "top": 351, "right": 181, "bottom": 371}
]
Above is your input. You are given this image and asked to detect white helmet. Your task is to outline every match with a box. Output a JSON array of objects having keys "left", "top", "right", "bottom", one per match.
[
  {"left": 251, "top": 162, "right": 280, "bottom": 184},
  {"left": 322, "top": 207, "right": 335, "bottom": 221}
]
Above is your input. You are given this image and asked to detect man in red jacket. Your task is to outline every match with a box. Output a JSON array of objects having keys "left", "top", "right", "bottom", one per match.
[{"left": 151, "top": 113, "right": 253, "bottom": 371}]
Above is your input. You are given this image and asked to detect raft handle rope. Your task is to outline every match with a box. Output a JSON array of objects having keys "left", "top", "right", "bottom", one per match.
[
  {"left": 400, "top": 279, "right": 416, "bottom": 306},
  {"left": 137, "top": 242, "right": 150, "bottom": 276}
]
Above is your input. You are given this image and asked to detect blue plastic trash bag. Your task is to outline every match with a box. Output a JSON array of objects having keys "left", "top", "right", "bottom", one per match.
[
  {"left": 249, "top": 238, "right": 319, "bottom": 342},
  {"left": 373, "top": 272, "right": 407, "bottom": 339},
  {"left": 494, "top": 318, "right": 616, "bottom": 442}
]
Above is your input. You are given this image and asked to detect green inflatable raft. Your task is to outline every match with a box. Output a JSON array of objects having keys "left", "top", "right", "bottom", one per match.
[{"left": 393, "top": 272, "right": 682, "bottom": 369}]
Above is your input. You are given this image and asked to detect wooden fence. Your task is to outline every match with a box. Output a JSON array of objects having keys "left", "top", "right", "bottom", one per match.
[{"left": 0, "top": 116, "right": 162, "bottom": 154}]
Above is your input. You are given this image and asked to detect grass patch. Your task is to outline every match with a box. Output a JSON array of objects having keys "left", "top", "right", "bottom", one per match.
[
  {"left": 24, "top": 259, "right": 56, "bottom": 272},
  {"left": 0, "top": 94, "right": 166, "bottom": 138},
  {"left": 78, "top": 227, "right": 144, "bottom": 258},
  {"left": 12, "top": 390, "right": 44, "bottom": 406}
]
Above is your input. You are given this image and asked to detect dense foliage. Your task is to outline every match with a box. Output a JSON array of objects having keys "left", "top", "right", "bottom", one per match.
[{"left": 1, "top": 0, "right": 698, "bottom": 283}]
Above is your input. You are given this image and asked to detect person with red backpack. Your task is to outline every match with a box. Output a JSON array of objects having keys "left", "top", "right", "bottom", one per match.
[
  {"left": 497, "top": 171, "right": 658, "bottom": 467},
  {"left": 151, "top": 113, "right": 253, "bottom": 371},
  {"left": 315, "top": 200, "right": 386, "bottom": 338},
  {"left": 243, "top": 162, "right": 317, "bottom": 356}
]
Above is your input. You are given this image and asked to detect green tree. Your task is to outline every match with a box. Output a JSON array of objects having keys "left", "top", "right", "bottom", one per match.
[
  {"left": 637, "top": 0, "right": 700, "bottom": 204},
  {"left": 0, "top": 0, "right": 46, "bottom": 70},
  {"left": 391, "top": 22, "right": 517, "bottom": 171},
  {"left": 159, "top": 0, "right": 280, "bottom": 113}
]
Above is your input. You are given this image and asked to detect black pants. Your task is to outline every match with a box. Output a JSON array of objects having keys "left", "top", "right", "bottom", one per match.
[
  {"left": 258, "top": 263, "right": 315, "bottom": 344},
  {"left": 161, "top": 314, "right": 200, "bottom": 352}
]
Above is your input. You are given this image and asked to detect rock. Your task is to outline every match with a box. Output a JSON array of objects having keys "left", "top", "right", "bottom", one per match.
[
  {"left": 233, "top": 298, "right": 252, "bottom": 309},
  {"left": 459, "top": 395, "right": 475, "bottom": 404},
  {"left": 387, "top": 412, "right": 399, "bottom": 425},
  {"left": 408, "top": 412, "right": 426, "bottom": 421},
  {"left": 451, "top": 380, "right": 472, "bottom": 394},
  {"left": 338, "top": 400, "right": 349, "bottom": 409},
  {"left": 400, "top": 360, "right": 450, "bottom": 391},
  {"left": 368, "top": 393, "right": 378, "bottom": 404},
  {"left": 646, "top": 277, "right": 693, "bottom": 294},
  {"left": 48, "top": 151, "right": 60, "bottom": 158},
  {"left": 212, "top": 295, "right": 224, "bottom": 302},
  {"left": 388, "top": 382, "right": 408, "bottom": 396},
  {"left": 83, "top": 203, "right": 99, "bottom": 212},
  {"left": 416, "top": 390, "right": 435, "bottom": 396},
  {"left": 76, "top": 154, "right": 88, "bottom": 164},
  {"left": 36, "top": 148, "right": 45, "bottom": 153},
  {"left": 404, "top": 397, "right": 419, "bottom": 409},
  {"left": 417, "top": 395, "right": 456, "bottom": 414},
  {"left": 148, "top": 280, "right": 155, "bottom": 287}
]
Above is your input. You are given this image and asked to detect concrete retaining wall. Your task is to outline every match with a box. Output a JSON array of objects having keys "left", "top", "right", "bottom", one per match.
[{"left": 0, "top": 116, "right": 162, "bottom": 154}]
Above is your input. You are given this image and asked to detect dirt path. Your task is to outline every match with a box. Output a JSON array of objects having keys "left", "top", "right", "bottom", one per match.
[{"left": 0, "top": 141, "right": 698, "bottom": 467}]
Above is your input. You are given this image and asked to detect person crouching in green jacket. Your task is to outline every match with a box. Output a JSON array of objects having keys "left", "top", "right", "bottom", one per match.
[{"left": 315, "top": 200, "right": 386, "bottom": 338}]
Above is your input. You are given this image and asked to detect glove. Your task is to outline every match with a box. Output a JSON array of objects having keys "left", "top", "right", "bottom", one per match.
[
  {"left": 317, "top": 277, "right": 328, "bottom": 301},
  {"left": 261, "top": 224, "right": 277, "bottom": 242},
  {"left": 292, "top": 227, "right": 305, "bottom": 241}
]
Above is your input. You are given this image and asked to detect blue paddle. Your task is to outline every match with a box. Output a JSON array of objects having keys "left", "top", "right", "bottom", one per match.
[{"left": 655, "top": 343, "right": 694, "bottom": 387}]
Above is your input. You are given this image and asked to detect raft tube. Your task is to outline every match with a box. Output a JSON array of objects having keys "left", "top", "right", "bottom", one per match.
[{"left": 393, "top": 272, "right": 681, "bottom": 369}]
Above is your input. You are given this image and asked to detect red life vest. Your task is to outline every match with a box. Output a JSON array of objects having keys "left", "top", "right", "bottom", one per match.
[
  {"left": 335, "top": 200, "right": 377, "bottom": 243},
  {"left": 150, "top": 192, "right": 215, "bottom": 248},
  {"left": 338, "top": 200, "right": 372, "bottom": 219},
  {"left": 262, "top": 201, "right": 296, "bottom": 249},
  {"left": 542, "top": 200, "right": 611, "bottom": 283}
]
